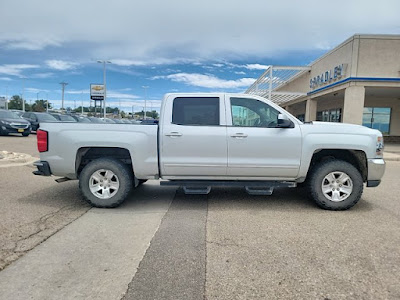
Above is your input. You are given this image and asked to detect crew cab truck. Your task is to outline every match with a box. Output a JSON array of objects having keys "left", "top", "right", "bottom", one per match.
[{"left": 33, "top": 93, "right": 385, "bottom": 210}]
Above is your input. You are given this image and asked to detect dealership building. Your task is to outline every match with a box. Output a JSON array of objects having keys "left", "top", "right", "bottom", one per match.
[{"left": 246, "top": 34, "right": 400, "bottom": 142}]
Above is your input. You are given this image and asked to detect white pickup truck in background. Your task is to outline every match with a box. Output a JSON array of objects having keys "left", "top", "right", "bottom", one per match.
[{"left": 33, "top": 93, "right": 385, "bottom": 210}]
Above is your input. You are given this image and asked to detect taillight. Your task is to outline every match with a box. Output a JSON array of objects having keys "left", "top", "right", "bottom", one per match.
[{"left": 37, "top": 130, "right": 48, "bottom": 152}]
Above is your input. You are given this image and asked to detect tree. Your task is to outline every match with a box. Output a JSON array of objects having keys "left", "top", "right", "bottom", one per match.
[
  {"left": 148, "top": 110, "right": 159, "bottom": 119},
  {"left": 32, "top": 99, "right": 52, "bottom": 112},
  {"left": 8, "top": 95, "right": 31, "bottom": 111},
  {"left": 134, "top": 110, "right": 158, "bottom": 119}
]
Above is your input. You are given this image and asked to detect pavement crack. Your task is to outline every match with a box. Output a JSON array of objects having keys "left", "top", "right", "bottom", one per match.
[{"left": 0, "top": 205, "right": 90, "bottom": 270}]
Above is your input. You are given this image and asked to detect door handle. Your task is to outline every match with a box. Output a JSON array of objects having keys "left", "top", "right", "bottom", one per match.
[
  {"left": 231, "top": 133, "right": 248, "bottom": 138},
  {"left": 165, "top": 132, "right": 183, "bottom": 137}
]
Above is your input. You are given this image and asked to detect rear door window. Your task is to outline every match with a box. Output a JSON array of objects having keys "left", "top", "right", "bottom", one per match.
[{"left": 172, "top": 97, "right": 220, "bottom": 126}]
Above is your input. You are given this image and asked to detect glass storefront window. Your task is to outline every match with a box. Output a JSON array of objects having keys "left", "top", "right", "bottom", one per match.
[
  {"left": 362, "top": 107, "right": 391, "bottom": 135},
  {"left": 316, "top": 108, "right": 342, "bottom": 123},
  {"left": 296, "top": 114, "right": 305, "bottom": 122}
]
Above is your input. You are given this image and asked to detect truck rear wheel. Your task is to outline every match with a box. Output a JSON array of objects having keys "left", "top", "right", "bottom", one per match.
[
  {"left": 309, "top": 160, "right": 363, "bottom": 210},
  {"left": 79, "top": 158, "right": 133, "bottom": 208}
]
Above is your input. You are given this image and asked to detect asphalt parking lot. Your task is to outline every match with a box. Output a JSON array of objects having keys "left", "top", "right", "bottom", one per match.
[{"left": 0, "top": 134, "right": 399, "bottom": 300}]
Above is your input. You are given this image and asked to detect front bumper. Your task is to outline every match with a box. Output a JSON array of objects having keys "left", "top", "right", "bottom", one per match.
[
  {"left": 1, "top": 124, "right": 31, "bottom": 134},
  {"left": 367, "top": 158, "right": 385, "bottom": 187},
  {"left": 33, "top": 160, "right": 52, "bottom": 176}
]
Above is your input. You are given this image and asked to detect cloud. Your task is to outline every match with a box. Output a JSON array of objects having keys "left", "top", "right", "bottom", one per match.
[
  {"left": 45, "top": 60, "right": 78, "bottom": 70},
  {"left": 234, "top": 71, "right": 246, "bottom": 75},
  {"left": 0, "top": 77, "right": 12, "bottom": 81},
  {"left": 66, "top": 89, "right": 90, "bottom": 94},
  {"left": 245, "top": 64, "right": 270, "bottom": 70},
  {"left": 0, "top": 37, "right": 60, "bottom": 50},
  {"left": 25, "top": 87, "right": 50, "bottom": 94},
  {"left": 111, "top": 58, "right": 199, "bottom": 67},
  {"left": 0, "top": 0, "right": 399, "bottom": 66},
  {"left": 0, "top": 64, "right": 39, "bottom": 77},
  {"left": 31, "top": 72, "right": 54, "bottom": 79},
  {"left": 153, "top": 73, "right": 256, "bottom": 89},
  {"left": 107, "top": 91, "right": 140, "bottom": 99}
]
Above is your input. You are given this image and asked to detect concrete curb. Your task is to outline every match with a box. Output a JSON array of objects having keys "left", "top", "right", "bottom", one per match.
[{"left": 383, "top": 152, "right": 400, "bottom": 162}]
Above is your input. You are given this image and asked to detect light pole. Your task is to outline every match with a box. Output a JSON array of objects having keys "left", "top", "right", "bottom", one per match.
[
  {"left": 5, "top": 85, "right": 8, "bottom": 110},
  {"left": 46, "top": 93, "right": 49, "bottom": 112},
  {"left": 81, "top": 91, "right": 84, "bottom": 115},
  {"left": 97, "top": 60, "right": 111, "bottom": 118},
  {"left": 142, "top": 86, "right": 149, "bottom": 120},
  {"left": 60, "top": 82, "right": 68, "bottom": 111},
  {"left": 22, "top": 79, "right": 25, "bottom": 112}
]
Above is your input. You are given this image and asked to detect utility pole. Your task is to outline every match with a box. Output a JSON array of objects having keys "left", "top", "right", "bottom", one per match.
[
  {"left": 97, "top": 60, "right": 111, "bottom": 118},
  {"left": 142, "top": 86, "right": 149, "bottom": 120},
  {"left": 81, "top": 91, "right": 84, "bottom": 115},
  {"left": 5, "top": 85, "right": 8, "bottom": 110},
  {"left": 60, "top": 82, "right": 68, "bottom": 111},
  {"left": 22, "top": 79, "right": 25, "bottom": 112},
  {"left": 46, "top": 93, "right": 49, "bottom": 112}
]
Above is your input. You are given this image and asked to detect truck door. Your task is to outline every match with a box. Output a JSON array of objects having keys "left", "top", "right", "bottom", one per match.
[
  {"left": 160, "top": 95, "right": 227, "bottom": 177},
  {"left": 226, "top": 96, "right": 301, "bottom": 178}
]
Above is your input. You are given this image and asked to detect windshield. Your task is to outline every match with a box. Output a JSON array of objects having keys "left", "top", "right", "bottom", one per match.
[
  {"left": 89, "top": 118, "right": 105, "bottom": 123},
  {"left": 37, "top": 114, "right": 58, "bottom": 122},
  {"left": 78, "top": 117, "right": 91, "bottom": 123},
  {"left": 0, "top": 111, "right": 21, "bottom": 119},
  {"left": 60, "top": 115, "right": 76, "bottom": 122}
]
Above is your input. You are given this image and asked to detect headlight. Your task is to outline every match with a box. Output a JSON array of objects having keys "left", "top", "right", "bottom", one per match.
[
  {"left": 0, "top": 120, "right": 10, "bottom": 125},
  {"left": 376, "top": 136, "right": 384, "bottom": 156}
]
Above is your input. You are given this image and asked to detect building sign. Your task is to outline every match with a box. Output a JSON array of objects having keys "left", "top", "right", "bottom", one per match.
[
  {"left": 309, "top": 64, "right": 347, "bottom": 90},
  {"left": 90, "top": 84, "right": 105, "bottom": 101}
]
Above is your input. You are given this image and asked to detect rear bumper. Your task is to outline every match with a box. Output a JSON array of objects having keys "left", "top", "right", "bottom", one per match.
[
  {"left": 33, "top": 160, "right": 52, "bottom": 176},
  {"left": 367, "top": 158, "right": 385, "bottom": 186}
]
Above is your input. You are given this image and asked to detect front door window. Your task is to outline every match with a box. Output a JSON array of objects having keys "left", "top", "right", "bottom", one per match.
[{"left": 231, "top": 97, "right": 280, "bottom": 128}]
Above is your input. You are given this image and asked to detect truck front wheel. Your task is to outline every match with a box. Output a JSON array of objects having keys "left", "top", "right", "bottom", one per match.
[
  {"left": 79, "top": 158, "right": 133, "bottom": 208},
  {"left": 309, "top": 160, "right": 363, "bottom": 210}
]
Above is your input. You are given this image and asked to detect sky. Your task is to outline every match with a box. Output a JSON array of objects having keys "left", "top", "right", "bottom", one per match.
[{"left": 0, "top": 0, "right": 399, "bottom": 113}]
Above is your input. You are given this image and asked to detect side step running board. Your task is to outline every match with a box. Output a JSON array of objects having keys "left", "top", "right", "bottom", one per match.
[
  {"left": 183, "top": 186, "right": 211, "bottom": 195},
  {"left": 245, "top": 187, "right": 274, "bottom": 196},
  {"left": 161, "top": 180, "right": 296, "bottom": 196}
]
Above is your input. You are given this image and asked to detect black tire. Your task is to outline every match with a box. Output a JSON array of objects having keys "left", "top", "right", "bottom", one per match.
[
  {"left": 309, "top": 160, "right": 363, "bottom": 210},
  {"left": 79, "top": 158, "right": 133, "bottom": 208},
  {"left": 22, "top": 131, "right": 30, "bottom": 137}
]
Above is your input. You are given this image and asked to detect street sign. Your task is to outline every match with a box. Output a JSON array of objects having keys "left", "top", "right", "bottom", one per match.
[{"left": 90, "top": 84, "right": 105, "bottom": 101}]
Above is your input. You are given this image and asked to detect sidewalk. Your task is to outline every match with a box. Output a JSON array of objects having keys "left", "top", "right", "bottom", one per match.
[{"left": 384, "top": 144, "right": 400, "bottom": 161}]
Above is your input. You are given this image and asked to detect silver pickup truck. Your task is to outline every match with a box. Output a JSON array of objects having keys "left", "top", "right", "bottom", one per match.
[{"left": 33, "top": 93, "right": 385, "bottom": 210}]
